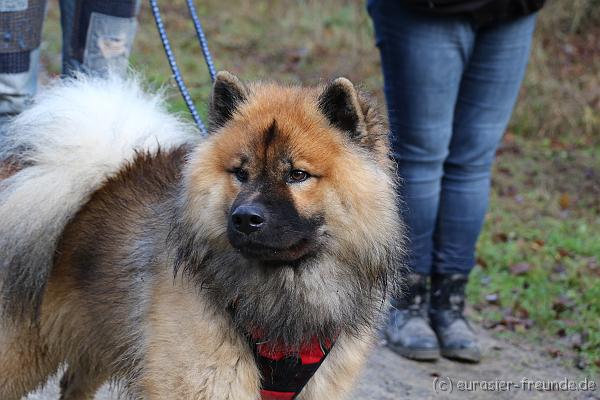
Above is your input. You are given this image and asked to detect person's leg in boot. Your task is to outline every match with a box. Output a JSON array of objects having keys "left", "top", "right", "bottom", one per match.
[
  {"left": 386, "top": 273, "right": 438, "bottom": 360},
  {"left": 0, "top": 0, "right": 46, "bottom": 134},
  {"left": 429, "top": 273, "right": 480, "bottom": 362},
  {"left": 367, "top": 0, "right": 478, "bottom": 361},
  {"left": 430, "top": 14, "right": 538, "bottom": 363}
]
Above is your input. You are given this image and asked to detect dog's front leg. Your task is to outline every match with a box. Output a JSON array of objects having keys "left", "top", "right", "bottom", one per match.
[
  {"left": 299, "top": 333, "right": 375, "bottom": 400},
  {"left": 139, "top": 323, "right": 261, "bottom": 400},
  {"left": 138, "top": 276, "right": 261, "bottom": 400}
]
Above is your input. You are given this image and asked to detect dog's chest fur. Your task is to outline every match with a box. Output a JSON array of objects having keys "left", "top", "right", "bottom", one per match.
[{"left": 140, "top": 271, "right": 370, "bottom": 400}]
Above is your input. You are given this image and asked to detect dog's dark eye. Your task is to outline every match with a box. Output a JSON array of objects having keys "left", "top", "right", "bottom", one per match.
[
  {"left": 288, "top": 169, "right": 310, "bottom": 183},
  {"left": 232, "top": 168, "right": 248, "bottom": 183}
]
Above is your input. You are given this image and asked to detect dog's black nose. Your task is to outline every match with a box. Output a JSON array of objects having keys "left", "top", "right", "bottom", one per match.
[{"left": 231, "top": 205, "right": 265, "bottom": 235}]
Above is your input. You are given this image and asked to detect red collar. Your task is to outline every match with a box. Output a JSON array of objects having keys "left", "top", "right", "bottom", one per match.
[{"left": 247, "top": 331, "right": 337, "bottom": 400}]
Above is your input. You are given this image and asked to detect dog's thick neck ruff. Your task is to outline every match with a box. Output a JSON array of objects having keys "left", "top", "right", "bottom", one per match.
[{"left": 171, "top": 231, "right": 389, "bottom": 396}]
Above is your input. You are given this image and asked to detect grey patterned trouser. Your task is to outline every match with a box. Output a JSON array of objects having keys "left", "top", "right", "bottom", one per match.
[{"left": 0, "top": 0, "right": 140, "bottom": 117}]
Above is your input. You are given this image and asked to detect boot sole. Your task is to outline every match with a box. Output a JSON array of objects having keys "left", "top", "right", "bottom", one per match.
[
  {"left": 441, "top": 348, "right": 481, "bottom": 363},
  {"left": 388, "top": 344, "right": 440, "bottom": 361}
]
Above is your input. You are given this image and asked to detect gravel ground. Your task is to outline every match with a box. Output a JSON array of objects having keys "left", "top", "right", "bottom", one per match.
[
  {"left": 352, "top": 328, "right": 599, "bottom": 400},
  {"left": 27, "top": 325, "right": 598, "bottom": 400}
]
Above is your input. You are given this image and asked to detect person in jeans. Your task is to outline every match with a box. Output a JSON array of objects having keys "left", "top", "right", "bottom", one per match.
[
  {"left": 0, "top": 0, "right": 140, "bottom": 129},
  {"left": 368, "top": 0, "right": 544, "bottom": 362}
]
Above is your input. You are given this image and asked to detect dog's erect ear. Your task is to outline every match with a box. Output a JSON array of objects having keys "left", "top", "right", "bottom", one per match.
[
  {"left": 318, "top": 77, "right": 366, "bottom": 139},
  {"left": 209, "top": 71, "right": 249, "bottom": 131}
]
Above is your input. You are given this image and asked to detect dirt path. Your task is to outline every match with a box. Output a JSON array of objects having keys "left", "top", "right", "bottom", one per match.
[
  {"left": 352, "top": 326, "right": 599, "bottom": 400},
  {"left": 27, "top": 324, "right": 598, "bottom": 400}
]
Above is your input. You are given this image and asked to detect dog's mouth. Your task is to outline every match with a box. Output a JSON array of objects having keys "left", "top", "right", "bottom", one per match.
[{"left": 233, "top": 238, "right": 315, "bottom": 264}]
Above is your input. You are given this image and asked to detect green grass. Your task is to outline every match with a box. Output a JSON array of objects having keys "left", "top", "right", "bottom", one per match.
[
  {"left": 469, "top": 136, "right": 600, "bottom": 373},
  {"left": 40, "top": 0, "right": 599, "bottom": 373},
  {"left": 472, "top": 214, "right": 600, "bottom": 371}
]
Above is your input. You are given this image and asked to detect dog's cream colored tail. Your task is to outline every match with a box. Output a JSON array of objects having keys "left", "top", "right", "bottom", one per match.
[{"left": 0, "top": 75, "right": 196, "bottom": 319}]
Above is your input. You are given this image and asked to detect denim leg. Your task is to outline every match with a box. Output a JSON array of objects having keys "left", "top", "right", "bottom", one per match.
[
  {"left": 60, "top": 0, "right": 140, "bottom": 77},
  {"left": 368, "top": 0, "right": 474, "bottom": 275},
  {"left": 433, "top": 14, "right": 537, "bottom": 275},
  {"left": 59, "top": 0, "right": 80, "bottom": 75}
]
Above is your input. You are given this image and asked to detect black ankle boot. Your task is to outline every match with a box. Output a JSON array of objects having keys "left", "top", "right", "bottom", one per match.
[
  {"left": 430, "top": 273, "right": 481, "bottom": 363},
  {"left": 385, "top": 273, "right": 440, "bottom": 361}
]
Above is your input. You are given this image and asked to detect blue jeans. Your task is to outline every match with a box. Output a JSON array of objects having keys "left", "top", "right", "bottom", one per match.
[{"left": 368, "top": 1, "right": 537, "bottom": 276}]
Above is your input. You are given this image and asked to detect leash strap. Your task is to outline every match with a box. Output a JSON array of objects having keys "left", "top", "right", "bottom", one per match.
[
  {"left": 185, "top": 0, "right": 216, "bottom": 82},
  {"left": 149, "top": 0, "right": 216, "bottom": 135}
]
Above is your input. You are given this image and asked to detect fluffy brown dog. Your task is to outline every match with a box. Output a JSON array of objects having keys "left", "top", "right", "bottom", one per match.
[{"left": 0, "top": 72, "right": 405, "bottom": 399}]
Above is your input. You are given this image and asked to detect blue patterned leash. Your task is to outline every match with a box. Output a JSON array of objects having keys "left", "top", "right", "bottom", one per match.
[{"left": 149, "top": 0, "right": 217, "bottom": 136}]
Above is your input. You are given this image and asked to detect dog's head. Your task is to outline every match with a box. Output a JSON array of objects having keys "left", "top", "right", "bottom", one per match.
[{"left": 176, "top": 71, "right": 405, "bottom": 341}]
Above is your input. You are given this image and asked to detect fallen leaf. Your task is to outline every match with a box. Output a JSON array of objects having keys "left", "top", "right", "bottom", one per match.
[
  {"left": 492, "top": 232, "right": 509, "bottom": 243},
  {"left": 550, "top": 138, "right": 569, "bottom": 150},
  {"left": 503, "top": 131, "right": 516, "bottom": 144},
  {"left": 559, "top": 193, "right": 571, "bottom": 210},
  {"left": 513, "top": 305, "right": 530, "bottom": 319},
  {"left": 552, "top": 301, "right": 567, "bottom": 314},
  {"left": 500, "top": 315, "right": 523, "bottom": 331},
  {"left": 548, "top": 348, "right": 563, "bottom": 358},
  {"left": 531, "top": 239, "right": 545, "bottom": 250},
  {"left": 552, "top": 296, "right": 576, "bottom": 317},
  {"left": 498, "top": 185, "right": 518, "bottom": 197},
  {"left": 477, "top": 257, "right": 488, "bottom": 269},
  {"left": 557, "top": 248, "right": 571, "bottom": 258},
  {"left": 510, "top": 262, "right": 532, "bottom": 276},
  {"left": 497, "top": 166, "right": 512, "bottom": 176}
]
